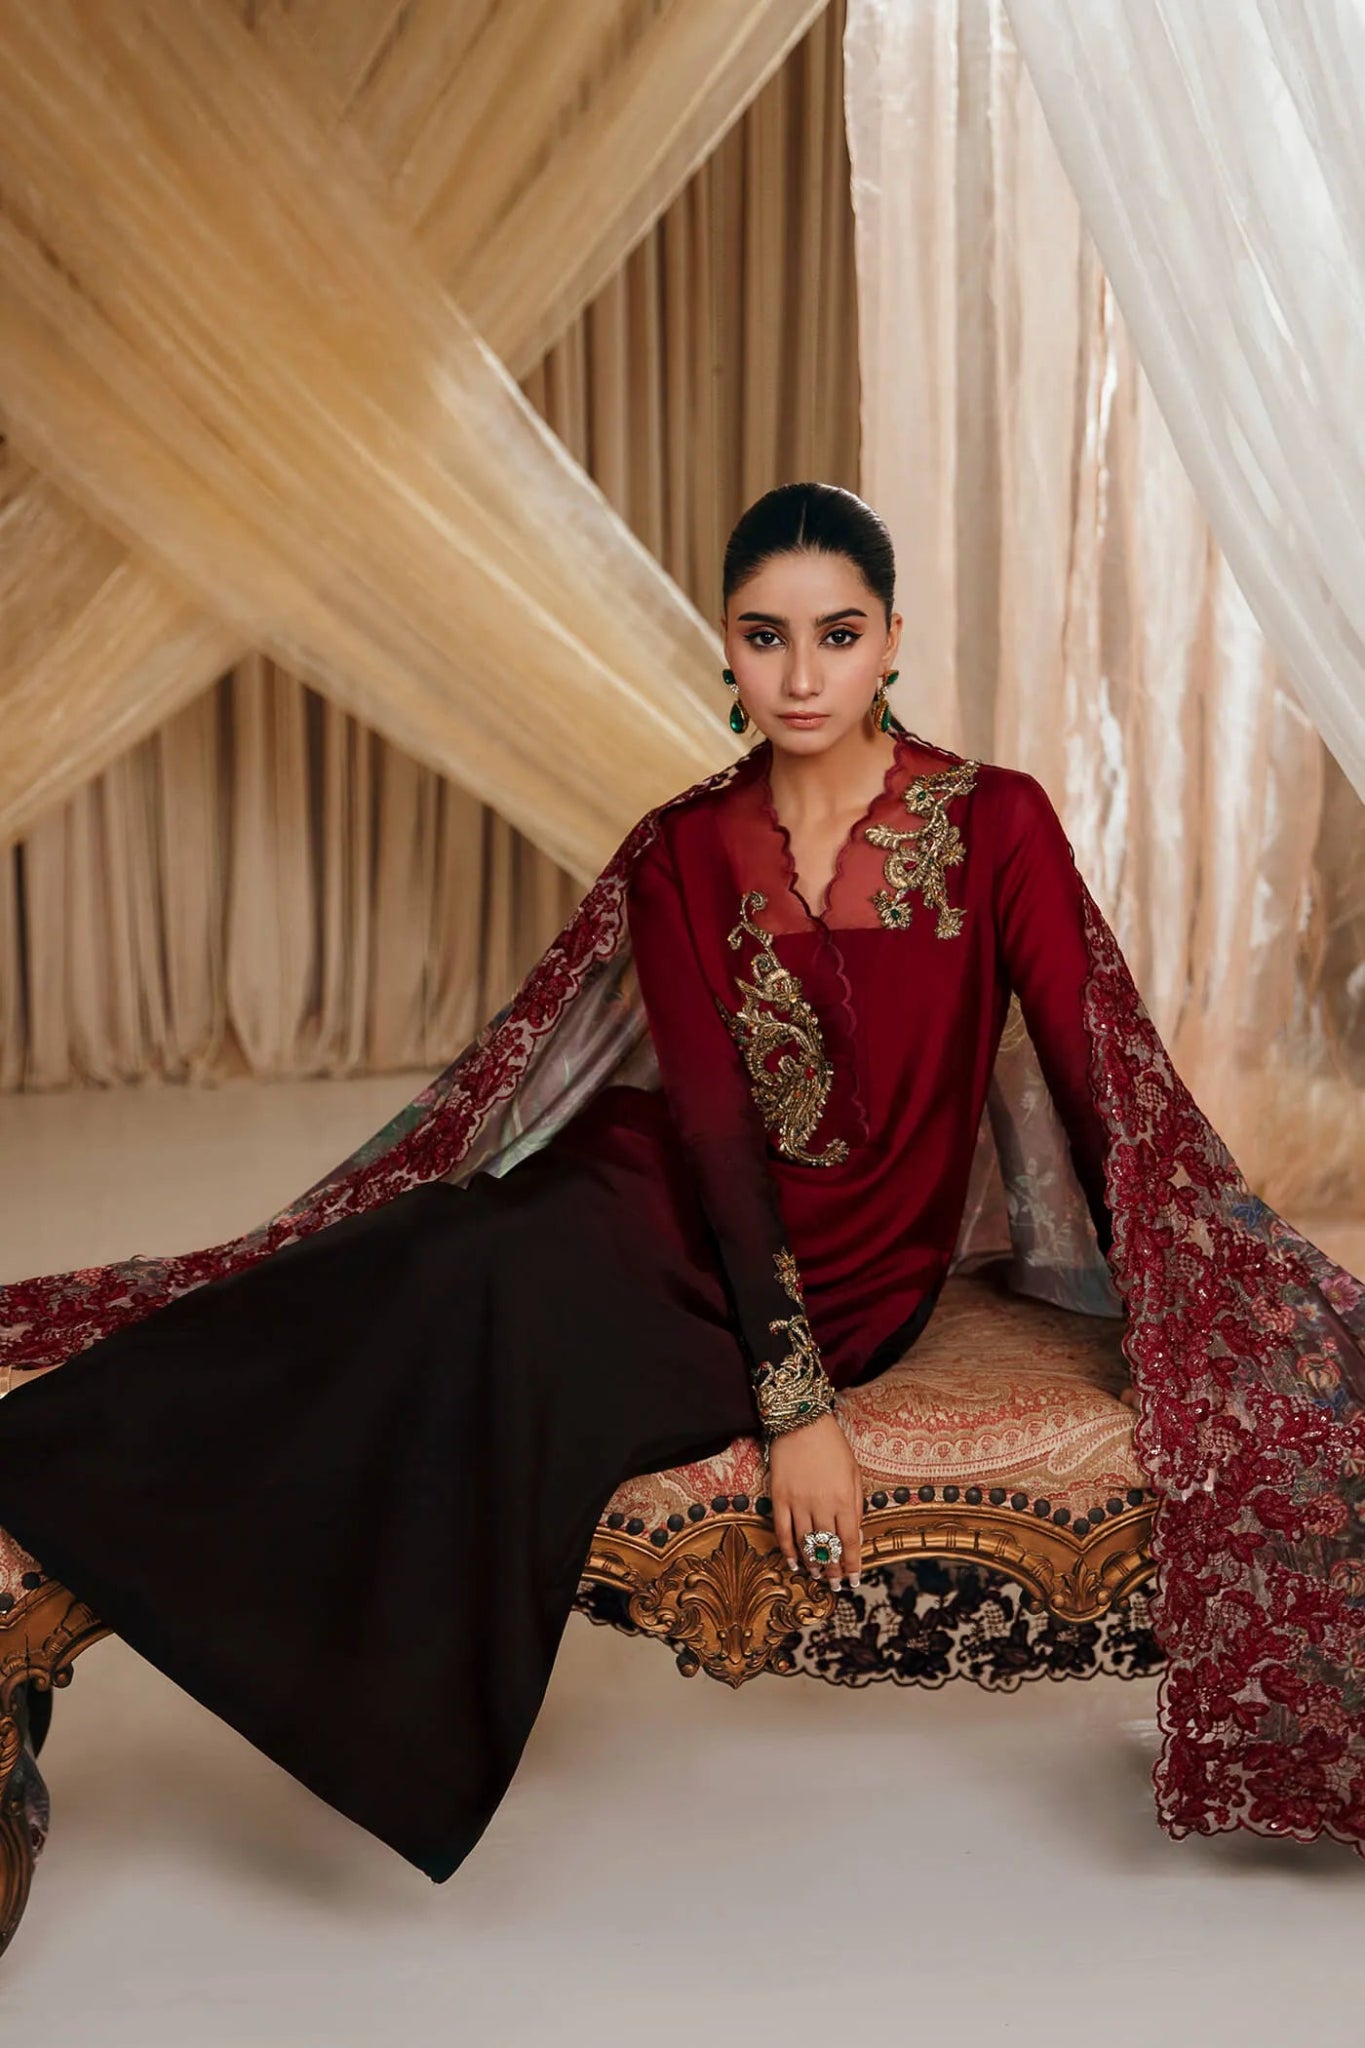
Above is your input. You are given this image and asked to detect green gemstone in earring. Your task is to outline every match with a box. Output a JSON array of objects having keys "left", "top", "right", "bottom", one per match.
[{"left": 728, "top": 701, "right": 747, "bottom": 734}]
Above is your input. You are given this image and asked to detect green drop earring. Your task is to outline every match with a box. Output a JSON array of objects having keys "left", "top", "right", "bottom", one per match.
[
  {"left": 722, "top": 667, "right": 750, "bottom": 735},
  {"left": 872, "top": 669, "right": 899, "bottom": 733}
]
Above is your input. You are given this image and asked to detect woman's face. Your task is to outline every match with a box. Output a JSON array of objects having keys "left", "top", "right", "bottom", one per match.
[{"left": 720, "top": 548, "right": 902, "bottom": 756}]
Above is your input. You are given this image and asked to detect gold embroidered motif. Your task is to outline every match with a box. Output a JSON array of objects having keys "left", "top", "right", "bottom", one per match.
[
  {"left": 754, "top": 1249, "right": 837, "bottom": 1440},
  {"left": 716, "top": 891, "right": 849, "bottom": 1167},
  {"left": 865, "top": 760, "right": 979, "bottom": 936}
]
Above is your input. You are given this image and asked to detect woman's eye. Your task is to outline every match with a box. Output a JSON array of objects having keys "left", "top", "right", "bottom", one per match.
[
  {"left": 825, "top": 628, "right": 860, "bottom": 647},
  {"left": 744, "top": 629, "right": 782, "bottom": 649}
]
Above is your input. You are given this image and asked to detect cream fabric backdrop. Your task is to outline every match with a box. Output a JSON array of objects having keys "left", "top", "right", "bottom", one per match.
[
  {"left": 0, "top": 0, "right": 860, "bottom": 1086},
  {"left": 843, "top": 0, "right": 1365, "bottom": 1212},
  {"left": 0, "top": 0, "right": 832, "bottom": 876}
]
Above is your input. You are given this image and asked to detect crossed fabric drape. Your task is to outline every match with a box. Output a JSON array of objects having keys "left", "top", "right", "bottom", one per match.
[
  {"left": 842, "top": 0, "right": 1365, "bottom": 1216},
  {"left": 0, "top": 0, "right": 828, "bottom": 876},
  {"left": 0, "top": 0, "right": 859, "bottom": 1086}
]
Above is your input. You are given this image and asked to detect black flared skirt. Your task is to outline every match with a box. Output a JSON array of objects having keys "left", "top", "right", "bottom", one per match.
[{"left": 0, "top": 1086, "right": 762, "bottom": 1882}]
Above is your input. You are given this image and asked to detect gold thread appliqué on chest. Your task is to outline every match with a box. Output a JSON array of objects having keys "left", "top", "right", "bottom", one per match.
[
  {"left": 865, "top": 760, "right": 979, "bottom": 936},
  {"left": 716, "top": 891, "right": 849, "bottom": 1167}
]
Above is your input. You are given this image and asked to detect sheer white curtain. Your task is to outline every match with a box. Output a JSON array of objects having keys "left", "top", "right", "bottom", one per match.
[
  {"left": 843, "top": 0, "right": 1365, "bottom": 1213},
  {"left": 1003, "top": 0, "right": 1365, "bottom": 808}
]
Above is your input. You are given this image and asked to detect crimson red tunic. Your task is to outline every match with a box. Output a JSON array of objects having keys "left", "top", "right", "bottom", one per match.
[{"left": 559, "top": 726, "right": 1114, "bottom": 1399}]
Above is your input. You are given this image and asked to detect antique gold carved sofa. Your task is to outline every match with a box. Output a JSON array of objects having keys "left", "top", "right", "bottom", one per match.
[{"left": 0, "top": 1257, "right": 1160, "bottom": 1958}]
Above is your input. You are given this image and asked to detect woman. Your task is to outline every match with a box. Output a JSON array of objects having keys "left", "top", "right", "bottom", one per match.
[{"left": 1, "top": 483, "right": 1364, "bottom": 1884}]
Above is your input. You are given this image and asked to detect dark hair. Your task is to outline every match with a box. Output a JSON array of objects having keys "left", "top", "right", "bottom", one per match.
[{"left": 722, "top": 482, "right": 895, "bottom": 625}]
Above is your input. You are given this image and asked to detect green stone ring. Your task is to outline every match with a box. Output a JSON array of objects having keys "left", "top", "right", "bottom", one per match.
[{"left": 802, "top": 1529, "right": 843, "bottom": 1569}]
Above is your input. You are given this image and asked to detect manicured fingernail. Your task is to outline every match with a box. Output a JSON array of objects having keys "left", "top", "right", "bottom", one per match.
[{"left": 850, "top": 1573, "right": 862, "bottom": 1587}]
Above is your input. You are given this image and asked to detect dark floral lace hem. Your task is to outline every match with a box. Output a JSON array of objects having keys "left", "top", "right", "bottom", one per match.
[
  {"left": 574, "top": 1558, "right": 1167, "bottom": 1690},
  {"left": 1077, "top": 869, "right": 1365, "bottom": 1855}
]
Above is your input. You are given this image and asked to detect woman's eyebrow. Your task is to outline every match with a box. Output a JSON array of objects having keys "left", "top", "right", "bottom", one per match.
[{"left": 735, "top": 607, "right": 868, "bottom": 626}]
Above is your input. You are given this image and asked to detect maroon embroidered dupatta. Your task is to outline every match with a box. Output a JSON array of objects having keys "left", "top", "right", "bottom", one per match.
[{"left": 3, "top": 736, "right": 1364, "bottom": 1857}]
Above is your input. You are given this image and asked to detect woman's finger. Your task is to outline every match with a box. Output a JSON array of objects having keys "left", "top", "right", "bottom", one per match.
[
  {"left": 774, "top": 1498, "right": 798, "bottom": 1572},
  {"left": 834, "top": 1497, "right": 862, "bottom": 1586},
  {"left": 791, "top": 1504, "right": 816, "bottom": 1579}
]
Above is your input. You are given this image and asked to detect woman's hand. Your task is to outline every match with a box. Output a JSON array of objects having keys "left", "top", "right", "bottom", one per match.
[{"left": 768, "top": 1412, "right": 863, "bottom": 1586}]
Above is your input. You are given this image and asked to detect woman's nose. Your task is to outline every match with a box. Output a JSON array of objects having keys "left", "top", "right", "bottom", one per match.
[{"left": 786, "top": 646, "right": 820, "bottom": 697}]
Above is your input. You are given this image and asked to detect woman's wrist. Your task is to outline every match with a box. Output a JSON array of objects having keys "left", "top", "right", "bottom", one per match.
[{"left": 761, "top": 1389, "right": 838, "bottom": 1455}]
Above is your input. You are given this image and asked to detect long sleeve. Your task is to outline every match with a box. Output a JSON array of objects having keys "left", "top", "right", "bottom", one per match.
[
  {"left": 625, "top": 822, "right": 838, "bottom": 1444},
  {"left": 992, "top": 773, "right": 1115, "bottom": 1261}
]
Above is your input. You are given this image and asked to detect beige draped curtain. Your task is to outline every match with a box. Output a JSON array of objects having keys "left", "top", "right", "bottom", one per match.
[
  {"left": 843, "top": 0, "right": 1365, "bottom": 1215},
  {"left": 0, "top": 0, "right": 860, "bottom": 1085},
  {"left": 0, "top": 0, "right": 833, "bottom": 875}
]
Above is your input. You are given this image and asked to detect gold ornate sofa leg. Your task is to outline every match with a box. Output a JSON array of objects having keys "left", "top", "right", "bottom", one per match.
[
  {"left": 0, "top": 1585, "right": 107, "bottom": 1961},
  {"left": 0, "top": 1705, "right": 34, "bottom": 1960},
  {"left": 587, "top": 1520, "right": 835, "bottom": 1687}
]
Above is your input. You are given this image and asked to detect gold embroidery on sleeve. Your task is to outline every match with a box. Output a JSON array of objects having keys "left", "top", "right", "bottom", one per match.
[
  {"left": 753, "top": 1249, "right": 838, "bottom": 1441},
  {"left": 866, "top": 760, "right": 979, "bottom": 936},
  {"left": 716, "top": 892, "right": 849, "bottom": 1167}
]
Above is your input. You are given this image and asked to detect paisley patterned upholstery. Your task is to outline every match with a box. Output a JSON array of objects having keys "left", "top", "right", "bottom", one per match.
[{"left": 600, "top": 1264, "right": 1144, "bottom": 1535}]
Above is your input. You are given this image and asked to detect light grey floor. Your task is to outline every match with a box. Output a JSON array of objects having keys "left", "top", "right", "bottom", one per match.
[{"left": 1, "top": 1073, "right": 1363, "bottom": 2044}]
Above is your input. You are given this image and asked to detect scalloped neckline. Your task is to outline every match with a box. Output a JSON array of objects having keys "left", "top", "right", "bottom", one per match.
[{"left": 757, "top": 733, "right": 907, "bottom": 925}]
